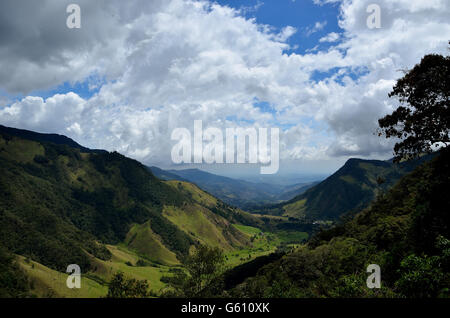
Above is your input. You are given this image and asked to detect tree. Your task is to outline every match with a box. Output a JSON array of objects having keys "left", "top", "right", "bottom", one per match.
[
  {"left": 106, "top": 272, "right": 150, "bottom": 298},
  {"left": 0, "top": 246, "right": 31, "bottom": 298},
  {"left": 378, "top": 50, "right": 450, "bottom": 162},
  {"left": 395, "top": 254, "right": 444, "bottom": 298},
  {"left": 161, "top": 245, "right": 226, "bottom": 297}
]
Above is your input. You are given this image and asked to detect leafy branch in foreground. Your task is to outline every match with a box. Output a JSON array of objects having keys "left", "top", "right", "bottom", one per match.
[{"left": 378, "top": 49, "right": 450, "bottom": 162}]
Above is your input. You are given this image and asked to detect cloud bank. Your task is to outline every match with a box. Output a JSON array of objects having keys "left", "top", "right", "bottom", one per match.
[{"left": 0, "top": 0, "right": 449, "bottom": 171}]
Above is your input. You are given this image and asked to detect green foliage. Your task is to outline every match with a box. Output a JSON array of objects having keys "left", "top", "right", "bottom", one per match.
[
  {"left": 135, "top": 259, "right": 151, "bottom": 267},
  {"left": 33, "top": 155, "right": 49, "bottom": 165},
  {"left": 0, "top": 130, "right": 195, "bottom": 271},
  {"left": 329, "top": 273, "right": 395, "bottom": 298},
  {"left": 395, "top": 254, "right": 444, "bottom": 298},
  {"left": 106, "top": 272, "right": 150, "bottom": 298},
  {"left": 1, "top": 126, "right": 258, "bottom": 292},
  {"left": 230, "top": 149, "right": 450, "bottom": 298},
  {"left": 378, "top": 52, "right": 450, "bottom": 161},
  {"left": 276, "top": 231, "right": 308, "bottom": 244},
  {"left": 395, "top": 236, "right": 450, "bottom": 298},
  {"left": 162, "top": 245, "right": 226, "bottom": 297},
  {"left": 232, "top": 224, "right": 261, "bottom": 236},
  {"left": 1, "top": 126, "right": 266, "bottom": 279},
  {"left": 0, "top": 245, "right": 31, "bottom": 298},
  {"left": 223, "top": 252, "right": 284, "bottom": 291},
  {"left": 145, "top": 206, "right": 193, "bottom": 257}
]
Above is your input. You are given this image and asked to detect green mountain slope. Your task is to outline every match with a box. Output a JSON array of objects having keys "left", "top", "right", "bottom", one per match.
[
  {"left": 0, "top": 126, "right": 258, "bottom": 275},
  {"left": 0, "top": 125, "right": 104, "bottom": 153},
  {"left": 229, "top": 150, "right": 450, "bottom": 298},
  {"left": 260, "top": 155, "right": 436, "bottom": 221}
]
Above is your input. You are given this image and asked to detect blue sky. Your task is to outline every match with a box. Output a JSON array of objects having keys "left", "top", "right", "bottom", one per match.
[{"left": 216, "top": 0, "right": 342, "bottom": 54}]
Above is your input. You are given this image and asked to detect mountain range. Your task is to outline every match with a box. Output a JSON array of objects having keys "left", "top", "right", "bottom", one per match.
[
  {"left": 252, "top": 153, "right": 437, "bottom": 221},
  {"left": 0, "top": 124, "right": 442, "bottom": 298},
  {"left": 227, "top": 148, "right": 449, "bottom": 298},
  {"left": 0, "top": 125, "right": 261, "bottom": 274},
  {"left": 149, "top": 166, "right": 318, "bottom": 209}
]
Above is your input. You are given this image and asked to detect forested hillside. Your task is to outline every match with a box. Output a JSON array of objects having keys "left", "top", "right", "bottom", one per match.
[
  {"left": 0, "top": 126, "right": 262, "bottom": 296},
  {"left": 254, "top": 154, "right": 435, "bottom": 221},
  {"left": 228, "top": 150, "right": 450, "bottom": 297}
]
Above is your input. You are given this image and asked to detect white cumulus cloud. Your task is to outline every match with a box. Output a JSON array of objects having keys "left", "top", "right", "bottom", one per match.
[{"left": 0, "top": 0, "right": 449, "bottom": 171}]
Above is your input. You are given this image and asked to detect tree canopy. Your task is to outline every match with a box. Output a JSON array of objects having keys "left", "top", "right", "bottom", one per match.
[
  {"left": 106, "top": 272, "right": 150, "bottom": 298},
  {"left": 378, "top": 50, "right": 450, "bottom": 161},
  {"left": 161, "top": 245, "right": 226, "bottom": 297}
]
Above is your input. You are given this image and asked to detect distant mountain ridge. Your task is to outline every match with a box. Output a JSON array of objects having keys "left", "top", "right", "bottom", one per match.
[
  {"left": 148, "top": 166, "right": 189, "bottom": 182},
  {"left": 0, "top": 125, "right": 105, "bottom": 153},
  {"left": 228, "top": 149, "right": 450, "bottom": 298},
  {"left": 149, "top": 166, "right": 317, "bottom": 209},
  {"left": 253, "top": 153, "right": 437, "bottom": 221}
]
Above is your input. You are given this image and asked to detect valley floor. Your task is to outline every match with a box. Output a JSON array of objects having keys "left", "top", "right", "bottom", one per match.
[{"left": 18, "top": 224, "right": 306, "bottom": 298}]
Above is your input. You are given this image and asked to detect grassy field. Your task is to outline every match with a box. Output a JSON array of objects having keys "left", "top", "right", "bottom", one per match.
[
  {"left": 226, "top": 224, "right": 309, "bottom": 266},
  {"left": 253, "top": 214, "right": 290, "bottom": 221},
  {"left": 276, "top": 231, "right": 308, "bottom": 243},
  {"left": 17, "top": 245, "right": 176, "bottom": 297},
  {"left": 164, "top": 180, "right": 217, "bottom": 208},
  {"left": 224, "top": 224, "right": 280, "bottom": 266},
  {"left": 16, "top": 223, "right": 307, "bottom": 297},
  {"left": 18, "top": 256, "right": 107, "bottom": 298},
  {"left": 163, "top": 205, "right": 231, "bottom": 248},
  {"left": 233, "top": 223, "right": 308, "bottom": 244},
  {"left": 0, "top": 136, "right": 44, "bottom": 163},
  {"left": 88, "top": 245, "right": 175, "bottom": 294},
  {"left": 232, "top": 224, "right": 262, "bottom": 236},
  {"left": 283, "top": 198, "right": 307, "bottom": 218},
  {"left": 124, "top": 222, "right": 179, "bottom": 265}
]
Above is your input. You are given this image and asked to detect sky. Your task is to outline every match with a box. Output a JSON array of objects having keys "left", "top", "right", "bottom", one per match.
[{"left": 0, "top": 0, "right": 449, "bottom": 178}]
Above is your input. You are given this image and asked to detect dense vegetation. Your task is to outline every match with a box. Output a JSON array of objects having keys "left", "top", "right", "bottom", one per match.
[
  {"left": 0, "top": 130, "right": 190, "bottom": 270},
  {"left": 225, "top": 150, "right": 449, "bottom": 297},
  {"left": 0, "top": 126, "right": 260, "bottom": 297},
  {"left": 0, "top": 246, "right": 31, "bottom": 298},
  {"left": 220, "top": 51, "right": 450, "bottom": 297},
  {"left": 106, "top": 272, "right": 150, "bottom": 298},
  {"left": 161, "top": 245, "right": 226, "bottom": 297},
  {"left": 253, "top": 154, "right": 436, "bottom": 221}
]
